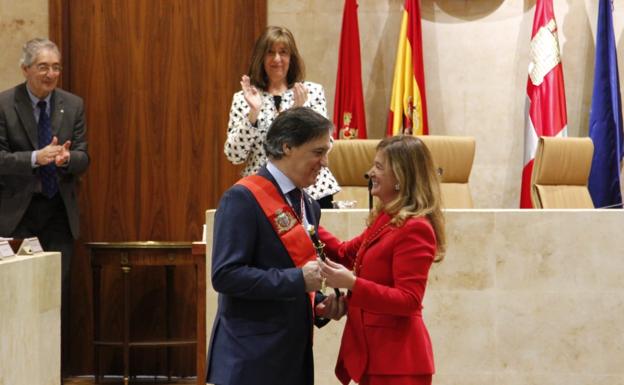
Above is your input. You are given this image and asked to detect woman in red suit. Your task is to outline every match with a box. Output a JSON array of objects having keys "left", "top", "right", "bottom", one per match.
[{"left": 319, "top": 135, "right": 446, "bottom": 385}]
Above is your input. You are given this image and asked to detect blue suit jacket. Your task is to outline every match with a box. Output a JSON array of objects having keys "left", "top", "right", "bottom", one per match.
[{"left": 207, "top": 167, "right": 322, "bottom": 385}]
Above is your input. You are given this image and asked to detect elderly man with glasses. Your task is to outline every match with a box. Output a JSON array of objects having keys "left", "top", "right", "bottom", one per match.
[{"left": 0, "top": 37, "right": 89, "bottom": 378}]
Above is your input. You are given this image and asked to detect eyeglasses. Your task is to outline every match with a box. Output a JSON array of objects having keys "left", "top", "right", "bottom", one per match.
[{"left": 34, "top": 63, "right": 62, "bottom": 74}]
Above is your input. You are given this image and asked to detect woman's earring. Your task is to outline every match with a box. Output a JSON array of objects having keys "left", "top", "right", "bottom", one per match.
[{"left": 394, "top": 183, "right": 400, "bottom": 191}]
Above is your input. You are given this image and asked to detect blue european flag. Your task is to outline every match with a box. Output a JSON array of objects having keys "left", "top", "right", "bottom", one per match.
[{"left": 588, "top": 0, "right": 624, "bottom": 208}]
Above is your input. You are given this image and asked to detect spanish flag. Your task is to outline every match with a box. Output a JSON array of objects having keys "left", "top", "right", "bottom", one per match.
[{"left": 387, "top": 0, "right": 428, "bottom": 136}]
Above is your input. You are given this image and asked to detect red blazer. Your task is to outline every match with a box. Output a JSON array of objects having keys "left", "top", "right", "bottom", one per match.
[{"left": 320, "top": 212, "right": 436, "bottom": 384}]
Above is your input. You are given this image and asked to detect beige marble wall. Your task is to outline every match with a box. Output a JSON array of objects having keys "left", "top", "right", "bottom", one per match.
[
  {"left": 206, "top": 209, "right": 624, "bottom": 385},
  {"left": 0, "top": 0, "right": 48, "bottom": 90},
  {"left": 269, "top": 0, "right": 624, "bottom": 208},
  {"left": 0, "top": 252, "right": 61, "bottom": 385}
]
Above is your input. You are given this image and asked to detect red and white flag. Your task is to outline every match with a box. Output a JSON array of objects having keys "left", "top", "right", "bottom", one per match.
[
  {"left": 520, "top": 0, "right": 568, "bottom": 208},
  {"left": 387, "top": 0, "right": 428, "bottom": 136},
  {"left": 333, "top": 0, "right": 367, "bottom": 139}
]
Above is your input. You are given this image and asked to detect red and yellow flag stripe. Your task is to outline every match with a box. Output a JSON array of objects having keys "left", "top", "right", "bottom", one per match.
[{"left": 387, "top": 0, "right": 428, "bottom": 136}]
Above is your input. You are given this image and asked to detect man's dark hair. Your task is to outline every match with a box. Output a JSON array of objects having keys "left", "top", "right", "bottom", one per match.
[{"left": 264, "top": 107, "right": 334, "bottom": 159}]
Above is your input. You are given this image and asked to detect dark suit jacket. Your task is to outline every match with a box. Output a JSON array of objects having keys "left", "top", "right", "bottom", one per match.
[
  {"left": 0, "top": 82, "right": 89, "bottom": 238},
  {"left": 207, "top": 167, "right": 322, "bottom": 385}
]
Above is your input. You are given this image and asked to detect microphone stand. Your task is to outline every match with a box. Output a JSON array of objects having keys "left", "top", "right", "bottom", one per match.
[{"left": 365, "top": 173, "right": 373, "bottom": 211}]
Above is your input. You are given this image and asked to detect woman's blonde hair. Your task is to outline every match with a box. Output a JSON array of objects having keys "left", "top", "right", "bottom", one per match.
[
  {"left": 248, "top": 26, "right": 305, "bottom": 90},
  {"left": 369, "top": 135, "right": 446, "bottom": 261}
]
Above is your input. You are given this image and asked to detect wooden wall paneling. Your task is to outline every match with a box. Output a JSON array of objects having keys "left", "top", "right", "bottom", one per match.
[
  {"left": 211, "top": 0, "right": 268, "bottom": 200},
  {"left": 50, "top": 0, "right": 266, "bottom": 376},
  {"left": 48, "top": 0, "right": 70, "bottom": 90}
]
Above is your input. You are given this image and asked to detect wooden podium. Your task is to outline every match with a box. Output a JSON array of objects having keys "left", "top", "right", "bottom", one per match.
[{"left": 87, "top": 241, "right": 206, "bottom": 385}]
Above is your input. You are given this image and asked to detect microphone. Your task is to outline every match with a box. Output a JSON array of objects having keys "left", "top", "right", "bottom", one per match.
[
  {"left": 364, "top": 173, "right": 372, "bottom": 191},
  {"left": 364, "top": 173, "right": 372, "bottom": 210}
]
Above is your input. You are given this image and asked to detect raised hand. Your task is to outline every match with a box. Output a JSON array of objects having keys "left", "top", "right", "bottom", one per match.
[
  {"left": 292, "top": 82, "right": 308, "bottom": 107},
  {"left": 240, "top": 75, "right": 262, "bottom": 119}
]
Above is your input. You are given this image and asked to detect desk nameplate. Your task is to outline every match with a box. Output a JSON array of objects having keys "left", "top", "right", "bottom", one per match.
[
  {"left": 17, "top": 237, "right": 43, "bottom": 255},
  {"left": 0, "top": 241, "right": 15, "bottom": 259}
]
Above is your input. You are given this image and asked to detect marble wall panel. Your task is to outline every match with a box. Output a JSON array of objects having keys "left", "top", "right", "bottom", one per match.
[
  {"left": 431, "top": 210, "right": 497, "bottom": 291},
  {"left": 205, "top": 209, "right": 624, "bottom": 384},
  {"left": 0, "top": 253, "right": 61, "bottom": 385},
  {"left": 0, "top": 0, "right": 48, "bottom": 90}
]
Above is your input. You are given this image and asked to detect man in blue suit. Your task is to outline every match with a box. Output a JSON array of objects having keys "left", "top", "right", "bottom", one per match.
[{"left": 207, "top": 107, "right": 341, "bottom": 385}]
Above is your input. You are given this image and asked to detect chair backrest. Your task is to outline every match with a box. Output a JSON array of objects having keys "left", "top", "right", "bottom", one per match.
[
  {"left": 328, "top": 136, "right": 476, "bottom": 209},
  {"left": 418, "top": 135, "right": 476, "bottom": 208},
  {"left": 328, "top": 139, "right": 378, "bottom": 208},
  {"left": 530, "top": 136, "right": 595, "bottom": 208}
]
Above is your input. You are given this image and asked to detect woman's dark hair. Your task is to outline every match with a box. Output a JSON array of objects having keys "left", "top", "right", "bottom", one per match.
[{"left": 248, "top": 26, "right": 305, "bottom": 90}]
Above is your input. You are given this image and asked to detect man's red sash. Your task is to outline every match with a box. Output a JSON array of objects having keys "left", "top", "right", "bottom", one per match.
[
  {"left": 236, "top": 175, "right": 317, "bottom": 268},
  {"left": 237, "top": 175, "right": 323, "bottom": 338}
]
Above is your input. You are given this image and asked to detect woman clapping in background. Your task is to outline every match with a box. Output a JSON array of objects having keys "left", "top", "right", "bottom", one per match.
[{"left": 224, "top": 25, "right": 340, "bottom": 207}]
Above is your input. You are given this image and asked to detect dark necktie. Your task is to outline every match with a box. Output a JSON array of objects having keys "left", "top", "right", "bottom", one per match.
[
  {"left": 272, "top": 95, "right": 282, "bottom": 111},
  {"left": 288, "top": 188, "right": 302, "bottom": 220},
  {"left": 37, "top": 100, "right": 58, "bottom": 198}
]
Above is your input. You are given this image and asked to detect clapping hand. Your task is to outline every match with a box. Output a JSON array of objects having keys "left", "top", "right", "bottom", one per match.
[
  {"left": 55, "top": 139, "right": 71, "bottom": 166},
  {"left": 36, "top": 137, "right": 62, "bottom": 166},
  {"left": 240, "top": 75, "right": 262, "bottom": 123},
  {"left": 292, "top": 82, "right": 308, "bottom": 107}
]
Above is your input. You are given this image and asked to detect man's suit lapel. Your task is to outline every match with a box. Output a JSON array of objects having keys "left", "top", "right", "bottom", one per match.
[
  {"left": 51, "top": 90, "right": 63, "bottom": 137},
  {"left": 303, "top": 194, "right": 320, "bottom": 228},
  {"left": 13, "top": 83, "right": 38, "bottom": 149},
  {"left": 257, "top": 166, "right": 321, "bottom": 227}
]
